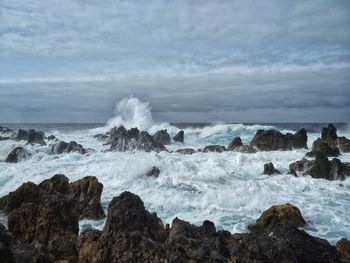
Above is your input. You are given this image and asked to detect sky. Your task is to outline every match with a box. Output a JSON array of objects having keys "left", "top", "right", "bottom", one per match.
[{"left": 0, "top": 0, "right": 350, "bottom": 123}]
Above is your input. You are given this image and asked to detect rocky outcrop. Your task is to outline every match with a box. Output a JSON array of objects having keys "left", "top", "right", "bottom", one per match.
[
  {"left": 322, "top": 124, "right": 338, "bottom": 146},
  {"left": 49, "top": 140, "right": 87, "bottom": 154},
  {"left": 338, "top": 136, "right": 350, "bottom": 153},
  {"left": 146, "top": 166, "right": 161, "bottom": 177},
  {"left": 16, "top": 129, "right": 46, "bottom": 145},
  {"left": 306, "top": 138, "right": 340, "bottom": 157},
  {"left": 289, "top": 151, "right": 350, "bottom": 180},
  {"left": 263, "top": 162, "right": 281, "bottom": 175},
  {"left": 69, "top": 176, "right": 105, "bottom": 220},
  {"left": 203, "top": 145, "right": 227, "bottom": 153},
  {"left": 227, "top": 137, "right": 243, "bottom": 150},
  {"left": 5, "top": 147, "right": 31, "bottom": 163},
  {"left": 337, "top": 238, "right": 350, "bottom": 263},
  {"left": 152, "top": 129, "right": 171, "bottom": 145},
  {"left": 173, "top": 130, "right": 184, "bottom": 143},
  {"left": 176, "top": 148, "right": 196, "bottom": 154},
  {"left": 250, "top": 128, "right": 308, "bottom": 151},
  {"left": 248, "top": 204, "right": 305, "bottom": 233}
]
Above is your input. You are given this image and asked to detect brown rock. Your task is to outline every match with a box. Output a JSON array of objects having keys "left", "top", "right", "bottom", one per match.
[{"left": 337, "top": 238, "right": 350, "bottom": 263}]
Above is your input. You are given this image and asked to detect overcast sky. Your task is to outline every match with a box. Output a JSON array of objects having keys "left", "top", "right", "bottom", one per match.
[{"left": 1, "top": 0, "right": 350, "bottom": 123}]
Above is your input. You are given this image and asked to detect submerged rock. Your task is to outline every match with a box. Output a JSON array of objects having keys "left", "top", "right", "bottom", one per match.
[
  {"left": 146, "top": 166, "right": 161, "bottom": 178},
  {"left": 49, "top": 140, "right": 87, "bottom": 154},
  {"left": 250, "top": 128, "right": 308, "bottom": 151},
  {"left": 173, "top": 130, "right": 184, "bottom": 143},
  {"left": 263, "top": 162, "right": 281, "bottom": 175},
  {"left": 153, "top": 129, "right": 171, "bottom": 145},
  {"left": 227, "top": 136, "right": 243, "bottom": 151},
  {"left": 203, "top": 145, "right": 227, "bottom": 153},
  {"left": 5, "top": 147, "right": 31, "bottom": 163},
  {"left": 176, "top": 148, "right": 196, "bottom": 154}
]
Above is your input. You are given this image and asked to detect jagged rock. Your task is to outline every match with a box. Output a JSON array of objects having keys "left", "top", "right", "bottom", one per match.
[
  {"left": 7, "top": 196, "right": 79, "bottom": 262},
  {"left": 78, "top": 191, "right": 167, "bottom": 262},
  {"left": 248, "top": 204, "right": 305, "bottom": 233},
  {"left": 39, "top": 174, "right": 69, "bottom": 195},
  {"left": 337, "top": 238, "right": 350, "bottom": 263},
  {"left": 227, "top": 137, "right": 243, "bottom": 151},
  {"left": 27, "top": 129, "right": 46, "bottom": 145},
  {"left": 322, "top": 123, "right": 338, "bottom": 146},
  {"left": 47, "top": 135, "right": 58, "bottom": 141},
  {"left": 250, "top": 128, "right": 308, "bottom": 151},
  {"left": 306, "top": 138, "right": 340, "bottom": 157},
  {"left": 49, "top": 140, "right": 87, "bottom": 154},
  {"left": 289, "top": 151, "right": 350, "bottom": 180},
  {"left": 176, "top": 148, "right": 196, "bottom": 154},
  {"left": 146, "top": 166, "right": 161, "bottom": 178},
  {"left": 5, "top": 147, "right": 31, "bottom": 163},
  {"left": 263, "top": 162, "right": 281, "bottom": 175},
  {"left": 203, "top": 145, "right": 227, "bottom": 153},
  {"left": 338, "top": 137, "right": 350, "bottom": 153},
  {"left": 16, "top": 129, "right": 29, "bottom": 141},
  {"left": 69, "top": 176, "right": 105, "bottom": 220},
  {"left": 173, "top": 130, "right": 184, "bottom": 143},
  {"left": 153, "top": 129, "right": 171, "bottom": 145}
]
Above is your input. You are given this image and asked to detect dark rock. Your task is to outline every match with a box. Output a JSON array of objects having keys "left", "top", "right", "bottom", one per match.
[
  {"left": 47, "top": 135, "right": 58, "bottom": 141},
  {"left": 248, "top": 203, "right": 305, "bottom": 234},
  {"left": 16, "top": 129, "right": 29, "bottom": 141},
  {"left": 338, "top": 136, "right": 350, "bottom": 153},
  {"left": 263, "top": 162, "right": 281, "bottom": 175},
  {"left": 306, "top": 138, "right": 340, "bottom": 157},
  {"left": 227, "top": 137, "right": 243, "bottom": 151},
  {"left": 176, "top": 148, "right": 196, "bottom": 154},
  {"left": 322, "top": 123, "right": 338, "bottom": 146},
  {"left": 203, "top": 145, "right": 227, "bottom": 153},
  {"left": 27, "top": 129, "right": 46, "bottom": 145},
  {"left": 173, "top": 130, "right": 184, "bottom": 143},
  {"left": 49, "top": 140, "right": 87, "bottom": 154},
  {"left": 336, "top": 238, "right": 350, "bottom": 263},
  {"left": 0, "top": 223, "right": 16, "bottom": 263},
  {"left": 69, "top": 176, "right": 105, "bottom": 220},
  {"left": 5, "top": 147, "right": 31, "bottom": 163},
  {"left": 232, "top": 145, "right": 257, "bottom": 153},
  {"left": 39, "top": 174, "right": 69, "bottom": 195},
  {"left": 153, "top": 129, "right": 171, "bottom": 145},
  {"left": 127, "top": 127, "right": 140, "bottom": 139},
  {"left": 146, "top": 166, "right": 161, "bottom": 178},
  {"left": 250, "top": 129, "right": 308, "bottom": 151}
]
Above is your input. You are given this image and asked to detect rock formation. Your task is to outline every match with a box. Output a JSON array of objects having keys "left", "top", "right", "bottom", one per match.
[
  {"left": 5, "top": 147, "right": 31, "bottom": 163},
  {"left": 173, "top": 130, "right": 184, "bottom": 143}
]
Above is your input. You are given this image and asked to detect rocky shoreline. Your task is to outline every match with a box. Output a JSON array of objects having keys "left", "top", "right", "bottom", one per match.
[{"left": 0, "top": 174, "right": 349, "bottom": 263}]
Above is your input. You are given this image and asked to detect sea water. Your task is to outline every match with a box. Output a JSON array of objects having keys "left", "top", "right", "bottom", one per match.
[{"left": 0, "top": 97, "right": 350, "bottom": 245}]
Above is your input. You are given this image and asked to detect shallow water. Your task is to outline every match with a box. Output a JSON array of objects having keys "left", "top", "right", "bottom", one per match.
[{"left": 1, "top": 98, "right": 350, "bottom": 245}]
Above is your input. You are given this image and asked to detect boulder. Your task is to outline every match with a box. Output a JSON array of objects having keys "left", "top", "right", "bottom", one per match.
[
  {"left": 338, "top": 137, "right": 350, "bottom": 152},
  {"left": 69, "top": 176, "right": 105, "bottom": 220},
  {"left": 173, "top": 130, "right": 184, "bottom": 143},
  {"left": 49, "top": 140, "right": 87, "bottom": 154},
  {"left": 153, "top": 129, "right": 171, "bottom": 145},
  {"left": 146, "top": 166, "right": 161, "bottom": 178},
  {"left": 27, "top": 129, "right": 46, "bottom": 145},
  {"left": 250, "top": 129, "right": 308, "bottom": 151},
  {"left": 337, "top": 238, "right": 350, "bottom": 263},
  {"left": 176, "top": 148, "right": 196, "bottom": 154},
  {"left": 263, "top": 162, "right": 281, "bottom": 175},
  {"left": 16, "top": 129, "right": 29, "bottom": 141},
  {"left": 203, "top": 145, "right": 227, "bottom": 153},
  {"left": 306, "top": 138, "right": 340, "bottom": 157},
  {"left": 5, "top": 147, "right": 31, "bottom": 163},
  {"left": 248, "top": 203, "right": 305, "bottom": 234},
  {"left": 227, "top": 137, "right": 243, "bottom": 151},
  {"left": 39, "top": 174, "right": 69, "bottom": 195}
]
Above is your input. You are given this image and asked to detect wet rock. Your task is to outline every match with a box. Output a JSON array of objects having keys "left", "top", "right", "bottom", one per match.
[
  {"left": 153, "top": 129, "right": 171, "bottom": 145},
  {"left": 338, "top": 136, "right": 350, "bottom": 153},
  {"left": 69, "top": 176, "right": 105, "bottom": 220},
  {"left": 5, "top": 147, "right": 31, "bottom": 163},
  {"left": 176, "top": 148, "right": 196, "bottom": 154},
  {"left": 0, "top": 126, "right": 16, "bottom": 140},
  {"left": 336, "top": 238, "right": 350, "bottom": 263},
  {"left": 173, "top": 130, "right": 184, "bottom": 143},
  {"left": 232, "top": 145, "right": 257, "bottom": 153},
  {"left": 27, "top": 129, "right": 46, "bottom": 145},
  {"left": 47, "top": 134, "right": 58, "bottom": 141},
  {"left": 227, "top": 137, "right": 243, "bottom": 151},
  {"left": 322, "top": 123, "right": 338, "bottom": 146},
  {"left": 263, "top": 162, "right": 281, "bottom": 175},
  {"left": 306, "top": 138, "right": 340, "bottom": 157},
  {"left": 39, "top": 174, "right": 69, "bottom": 195},
  {"left": 146, "top": 166, "right": 161, "bottom": 178},
  {"left": 203, "top": 145, "right": 227, "bottom": 153},
  {"left": 0, "top": 223, "right": 16, "bottom": 263},
  {"left": 49, "top": 140, "right": 87, "bottom": 154},
  {"left": 16, "top": 129, "right": 29, "bottom": 141},
  {"left": 248, "top": 203, "right": 305, "bottom": 234},
  {"left": 250, "top": 129, "right": 308, "bottom": 151}
]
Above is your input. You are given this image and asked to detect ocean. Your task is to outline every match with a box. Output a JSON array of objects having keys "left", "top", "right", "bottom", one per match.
[{"left": 1, "top": 99, "right": 350, "bottom": 245}]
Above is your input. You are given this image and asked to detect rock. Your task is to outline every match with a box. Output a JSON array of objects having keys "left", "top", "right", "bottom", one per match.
[
  {"left": 233, "top": 145, "right": 257, "bottom": 153},
  {"left": 5, "top": 147, "right": 31, "bottom": 163},
  {"left": 322, "top": 123, "right": 338, "bottom": 146},
  {"left": 338, "top": 137, "right": 350, "bottom": 152},
  {"left": 146, "top": 166, "right": 161, "bottom": 178},
  {"left": 16, "top": 129, "right": 29, "bottom": 141},
  {"left": 173, "top": 130, "right": 184, "bottom": 143},
  {"left": 248, "top": 203, "right": 305, "bottom": 234},
  {"left": 7, "top": 196, "right": 79, "bottom": 263},
  {"left": 47, "top": 135, "right": 58, "bottom": 141},
  {"left": 203, "top": 145, "right": 227, "bottom": 153},
  {"left": 306, "top": 138, "right": 340, "bottom": 157},
  {"left": 176, "top": 148, "right": 196, "bottom": 154},
  {"left": 250, "top": 129, "right": 308, "bottom": 151},
  {"left": 0, "top": 126, "right": 16, "bottom": 139},
  {"left": 153, "top": 129, "right": 171, "bottom": 145},
  {"left": 78, "top": 191, "right": 167, "bottom": 262},
  {"left": 49, "top": 140, "right": 87, "bottom": 154},
  {"left": 39, "top": 174, "right": 69, "bottom": 195},
  {"left": 263, "top": 162, "right": 281, "bottom": 175},
  {"left": 69, "top": 176, "right": 105, "bottom": 220},
  {"left": 337, "top": 238, "right": 350, "bottom": 263},
  {"left": 227, "top": 137, "right": 243, "bottom": 151},
  {"left": 0, "top": 223, "right": 16, "bottom": 263},
  {"left": 289, "top": 152, "right": 350, "bottom": 180},
  {"left": 27, "top": 129, "right": 46, "bottom": 145}
]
